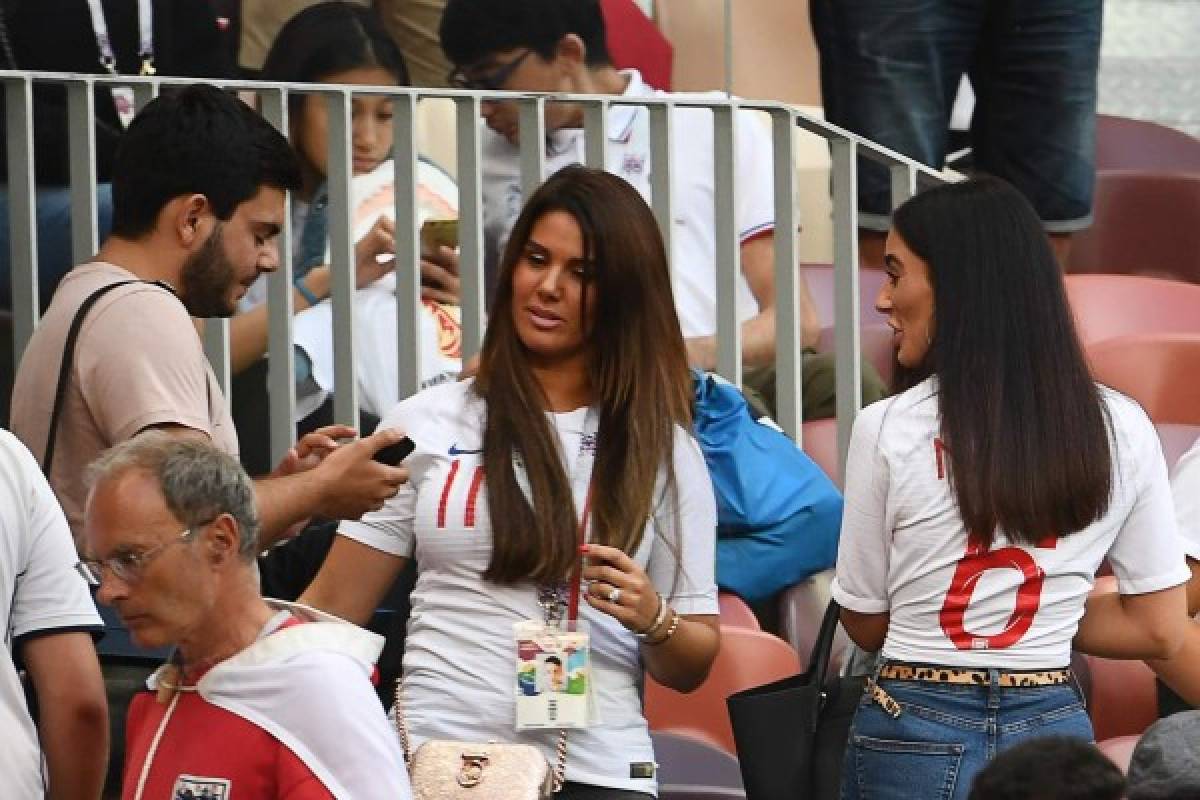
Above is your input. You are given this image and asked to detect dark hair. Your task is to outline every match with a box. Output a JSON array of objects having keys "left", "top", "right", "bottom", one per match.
[
  {"left": 475, "top": 165, "right": 690, "bottom": 585},
  {"left": 440, "top": 0, "right": 612, "bottom": 70},
  {"left": 891, "top": 176, "right": 1112, "bottom": 547},
  {"left": 111, "top": 84, "right": 301, "bottom": 238},
  {"left": 968, "top": 737, "right": 1125, "bottom": 800},
  {"left": 260, "top": 2, "right": 410, "bottom": 119}
]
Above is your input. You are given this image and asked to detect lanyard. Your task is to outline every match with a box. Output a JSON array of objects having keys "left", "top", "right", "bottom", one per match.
[
  {"left": 85, "top": 0, "right": 155, "bottom": 76},
  {"left": 514, "top": 407, "right": 598, "bottom": 628}
]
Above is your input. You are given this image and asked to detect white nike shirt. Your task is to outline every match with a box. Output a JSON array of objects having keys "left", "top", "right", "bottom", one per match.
[
  {"left": 833, "top": 378, "right": 1190, "bottom": 669},
  {"left": 340, "top": 379, "right": 718, "bottom": 793}
]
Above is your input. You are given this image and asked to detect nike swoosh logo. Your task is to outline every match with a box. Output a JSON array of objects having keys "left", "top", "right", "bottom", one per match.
[{"left": 448, "top": 444, "right": 483, "bottom": 456}]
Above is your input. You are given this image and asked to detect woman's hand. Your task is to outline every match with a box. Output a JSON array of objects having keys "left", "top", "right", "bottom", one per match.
[
  {"left": 581, "top": 543, "right": 660, "bottom": 634},
  {"left": 354, "top": 216, "right": 397, "bottom": 289},
  {"left": 420, "top": 245, "right": 461, "bottom": 304}
]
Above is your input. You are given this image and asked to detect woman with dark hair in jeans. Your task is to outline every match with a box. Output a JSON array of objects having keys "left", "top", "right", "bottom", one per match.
[{"left": 833, "top": 176, "right": 1191, "bottom": 800}]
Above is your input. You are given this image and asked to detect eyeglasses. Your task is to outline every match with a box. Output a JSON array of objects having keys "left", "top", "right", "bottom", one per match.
[
  {"left": 448, "top": 50, "right": 534, "bottom": 91},
  {"left": 79, "top": 527, "right": 201, "bottom": 586}
]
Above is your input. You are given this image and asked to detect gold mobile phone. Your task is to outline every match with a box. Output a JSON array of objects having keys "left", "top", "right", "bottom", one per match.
[{"left": 420, "top": 218, "right": 459, "bottom": 255}]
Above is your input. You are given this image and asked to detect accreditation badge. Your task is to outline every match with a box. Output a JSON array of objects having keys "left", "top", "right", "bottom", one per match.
[{"left": 513, "top": 620, "right": 592, "bottom": 730}]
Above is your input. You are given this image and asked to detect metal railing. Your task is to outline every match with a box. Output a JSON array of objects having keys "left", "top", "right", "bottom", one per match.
[{"left": 2, "top": 70, "right": 947, "bottom": 478}]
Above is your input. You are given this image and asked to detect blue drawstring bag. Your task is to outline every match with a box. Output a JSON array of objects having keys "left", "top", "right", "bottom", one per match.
[{"left": 692, "top": 371, "right": 843, "bottom": 603}]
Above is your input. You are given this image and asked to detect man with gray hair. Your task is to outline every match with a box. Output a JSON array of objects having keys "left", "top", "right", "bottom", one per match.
[{"left": 82, "top": 432, "right": 411, "bottom": 799}]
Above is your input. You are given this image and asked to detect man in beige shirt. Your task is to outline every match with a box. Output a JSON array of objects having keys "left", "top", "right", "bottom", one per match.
[{"left": 11, "top": 83, "right": 408, "bottom": 548}]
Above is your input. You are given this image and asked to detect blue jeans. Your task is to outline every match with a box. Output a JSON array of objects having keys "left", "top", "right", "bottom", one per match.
[
  {"left": 840, "top": 671, "right": 1092, "bottom": 800},
  {"left": 0, "top": 183, "right": 114, "bottom": 310},
  {"left": 811, "top": 0, "right": 1102, "bottom": 232}
]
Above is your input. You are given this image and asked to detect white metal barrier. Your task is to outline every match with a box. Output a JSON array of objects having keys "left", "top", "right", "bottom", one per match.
[{"left": 1, "top": 70, "right": 946, "bottom": 478}]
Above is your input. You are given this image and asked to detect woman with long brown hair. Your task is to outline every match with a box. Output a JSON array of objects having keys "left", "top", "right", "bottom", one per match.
[{"left": 301, "top": 165, "right": 719, "bottom": 798}]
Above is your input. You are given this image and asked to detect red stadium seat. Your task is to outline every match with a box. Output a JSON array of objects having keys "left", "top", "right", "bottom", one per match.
[
  {"left": 645, "top": 626, "right": 801, "bottom": 755},
  {"left": 1095, "top": 735, "right": 1140, "bottom": 774},
  {"left": 1094, "top": 738, "right": 1137, "bottom": 777},
  {"left": 1064, "top": 274, "right": 1200, "bottom": 348},
  {"left": 800, "top": 418, "right": 839, "bottom": 486},
  {"left": 1095, "top": 114, "right": 1200, "bottom": 173},
  {"left": 717, "top": 591, "right": 761, "bottom": 631},
  {"left": 803, "top": 264, "right": 888, "bottom": 329},
  {"left": 816, "top": 322, "right": 896, "bottom": 391},
  {"left": 1087, "top": 333, "right": 1200, "bottom": 424},
  {"left": 1069, "top": 172, "right": 1200, "bottom": 284},
  {"left": 1082, "top": 654, "right": 1159, "bottom": 741}
]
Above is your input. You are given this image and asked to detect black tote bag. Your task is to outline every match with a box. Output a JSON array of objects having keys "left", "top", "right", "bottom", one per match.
[{"left": 727, "top": 599, "right": 865, "bottom": 800}]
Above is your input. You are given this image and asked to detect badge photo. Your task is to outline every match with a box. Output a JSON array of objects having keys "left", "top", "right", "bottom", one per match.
[{"left": 514, "top": 621, "right": 592, "bottom": 730}]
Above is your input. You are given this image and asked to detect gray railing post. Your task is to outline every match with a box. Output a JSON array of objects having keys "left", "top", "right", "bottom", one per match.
[
  {"left": 65, "top": 81, "right": 99, "bottom": 265},
  {"left": 326, "top": 90, "right": 359, "bottom": 428},
  {"left": 712, "top": 105, "right": 741, "bottom": 386},
  {"left": 260, "top": 87, "right": 298, "bottom": 465},
  {"left": 4, "top": 76, "right": 38, "bottom": 360},
  {"left": 582, "top": 100, "right": 608, "bottom": 169},
  {"left": 518, "top": 97, "right": 546, "bottom": 200},
  {"left": 455, "top": 95, "right": 485, "bottom": 360},
  {"left": 771, "top": 109, "right": 801, "bottom": 442},
  {"left": 647, "top": 103, "right": 674, "bottom": 265},
  {"left": 393, "top": 92, "right": 422, "bottom": 403},
  {"left": 831, "top": 136, "right": 862, "bottom": 482}
]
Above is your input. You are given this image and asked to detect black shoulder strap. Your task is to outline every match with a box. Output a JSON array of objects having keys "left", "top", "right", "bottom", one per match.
[{"left": 41, "top": 279, "right": 175, "bottom": 476}]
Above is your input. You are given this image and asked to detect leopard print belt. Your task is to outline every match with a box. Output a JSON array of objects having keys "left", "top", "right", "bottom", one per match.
[{"left": 877, "top": 663, "right": 1073, "bottom": 688}]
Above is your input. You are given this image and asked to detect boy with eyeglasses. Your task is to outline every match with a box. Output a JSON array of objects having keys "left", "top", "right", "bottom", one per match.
[{"left": 438, "top": 0, "right": 888, "bottom": 419}]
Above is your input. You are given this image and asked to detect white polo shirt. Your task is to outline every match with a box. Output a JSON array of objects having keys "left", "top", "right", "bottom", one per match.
[
  {"left": 0, "top": 430, "right": 102, "bottom": 798},
  {"left": 832, "top": 378, "right": 1190, "bottom": 669},
  {"left": 1172, "top": 436, "right": 1200, "bottom": 560},
  {"left": 480, "top": 69, "right": 777, "bottom": 339}
]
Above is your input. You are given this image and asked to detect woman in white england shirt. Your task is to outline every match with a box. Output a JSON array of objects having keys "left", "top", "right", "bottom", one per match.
[
  {"left": 833, "top": 177, "right": 1191, "bottom": 800},
  {"left": 300, "top": 165, "right": 720, "bottom": 798}
]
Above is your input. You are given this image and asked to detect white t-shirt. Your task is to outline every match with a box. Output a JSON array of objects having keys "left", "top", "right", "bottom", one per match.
[
  {"left": 832, "top": 378, "right": 1190, "bottom": 669},
  {"left": 339, "top": 380, "right": 718, "bottom": 794},
  {"left": 480, "top": 69, "right": 776, "bottom": 339},
  {"left": 1172, "top": 436, "right": 1200, "bottom": 561},
  {"left": 0, "top": 430, "right": 102, "bottom": 798}
]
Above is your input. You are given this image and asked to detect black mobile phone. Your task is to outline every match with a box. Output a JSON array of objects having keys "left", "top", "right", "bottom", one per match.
[{"left": 373, "top": 437, "right": 415, "bottom": 466}]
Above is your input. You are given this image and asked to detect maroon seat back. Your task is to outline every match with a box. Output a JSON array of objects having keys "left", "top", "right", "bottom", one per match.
[
  {"left": 1095, "top": 115, "right": 1200, "bottom": 173},
  {"left": 1069, "top": 172, "right": 1200, "bottom": 284}
]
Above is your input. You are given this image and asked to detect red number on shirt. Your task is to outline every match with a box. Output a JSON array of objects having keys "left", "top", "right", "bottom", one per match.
[
  {"left": 437, "top": 461, "right": 486, "bottom": 529},
  {"left": 932, "top": 438, "right": 1056, "bottom": 650},
  {"left": 938, "top": 534, "right": 1057, "bottom": 650}
]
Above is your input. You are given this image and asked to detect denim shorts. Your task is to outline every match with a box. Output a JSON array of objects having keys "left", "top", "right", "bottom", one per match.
[
  {"left": 840, "top": 669, "right": 1092, "bottom": 800},
  {"left": 811, "top": 0, "right": 1102, "bottom": 232}
]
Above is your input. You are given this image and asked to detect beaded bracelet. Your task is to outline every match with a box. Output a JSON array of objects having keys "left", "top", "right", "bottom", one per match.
[
  {"left": 644, "top": 609, "right": 681, "bottom": 647},
  {"left": 634, "top": 592, "right": 669, "bottom": 640}
]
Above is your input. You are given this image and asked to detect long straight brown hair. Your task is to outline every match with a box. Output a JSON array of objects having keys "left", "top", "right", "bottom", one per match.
[
  {"left": 891, "top": 177, "right": 1112, "bottom": 548},
  {"left": 474, "top": 166, "right": 692, "bottom": 585}
]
